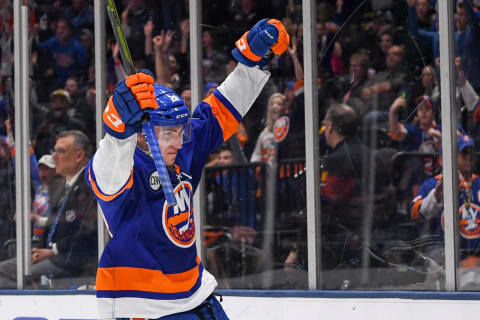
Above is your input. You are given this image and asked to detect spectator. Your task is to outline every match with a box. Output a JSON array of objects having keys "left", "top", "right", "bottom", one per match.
[
  {"left": 208, "top": 145, "right": 256, "bottom": 229},
  {"left": 31, "top": 154, "right": 63, "bottom": 243},
  {"left": 34, "top": 89, "right": 85, "bottom": 157},
  {"left": 389, "top": 95, "right": 440, "bottom": 153},
  {"left": 0, "top": 130, "right": 97, "bottom": 288},
  {"left": 64, "top": 75, "right": 92, "bottom": 126},
  {"left": 38, "top": 17, "right": 87, "bottom": 88},
  {"left": 250, "top": 93, "right": 287, "bottom": 164},
  {"left": 340, "top": 50, "right": 372, "bottom": 118},
  {"left": 410, "top": 135, "right": 480, "bottom": 287},
  {"left": 63, "top": 0, "right": 94, "bottom": 36},
  {"left": 120, "top": 0, "right": 154, "bottom": 50},
  {"left": 202, "top": 29, "right": 229, "bottom": 83},
  {"left": 408, "top": 0, "right": 480, "bottom": 90},
  {"left": 228, "top": 0, "right": 261, "bottom": 32},
  {"left": 0, "top": 135, "right": 13, "bottom": 255},
  {"left": 361, "top": 45, "right": 406, "bottom": 127},
  {"left": 0, "top": 21, "right": 12, "bottom": 78},
  {"left": 79, "top": 28, "right": 94, "bottom": 83},
  {"left": 457, "top": 0, "right": 480, "bottom": 92},
  {"left": 203, "top": 81, "right": 219, "bottom": 99},
  {"left": 371, "top": 29, "right": 394, "bottom": 72},
  {"left": 319, "top": 104, "right": 392, "bottom": 281},
  {"left": 180, "top": 86, "right": 192, "bottom": 112}
]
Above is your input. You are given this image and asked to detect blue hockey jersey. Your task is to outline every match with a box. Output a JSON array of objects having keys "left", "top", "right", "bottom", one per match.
[
  {"left": 411, "top": 174, "right": 480, "bottom": 259},
  {"left": 85, "top": 64, "right": 270, "bottom": 318}
]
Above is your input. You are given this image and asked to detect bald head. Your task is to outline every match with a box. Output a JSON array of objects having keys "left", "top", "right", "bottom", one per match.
[{"left": 325, "top": 103, "right": 358, "bottom": 138}]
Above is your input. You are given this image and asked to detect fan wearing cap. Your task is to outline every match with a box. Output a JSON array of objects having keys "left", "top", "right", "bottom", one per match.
[
  {"left": 388, "top": 94, "right": 441, "bottom": 153},
  {"left": 411, "top": 135, "right": 480, "bottom": 267},
  {"left": 31, "top": 154, "right": 63, "bottom": 243},
  {"left": 86, "top": 18, "right": 289, "bottom": 319},
  {"left": 34, "top": 89, "right": 85, "bottom": 156}
]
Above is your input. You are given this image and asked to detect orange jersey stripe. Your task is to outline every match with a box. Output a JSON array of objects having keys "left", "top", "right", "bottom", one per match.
[
  {"left": 88, "top": 167, "right": 134, "bottom": 202},
  {"left": 204, "top": 94, "right": 239, "bottom": 141},
  {"left": 96, "top": 257, "right": 201, "bottom": 293}
]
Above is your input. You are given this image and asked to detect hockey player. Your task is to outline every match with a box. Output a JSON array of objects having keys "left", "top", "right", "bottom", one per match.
[{"left": 86, "top": 19, "right": 289, "bottom": 319}]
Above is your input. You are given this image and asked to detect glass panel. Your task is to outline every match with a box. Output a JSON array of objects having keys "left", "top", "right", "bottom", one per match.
[
  {"left": 0, "top": 75, "right": 16, "bottom": 288},
  {"left": 0, "top": 1, "right": 98, "bottom": 290},
  {"left": 201, "top": 0, "right": 308, "bottom": 289},
  {"left": 318, "top": 0, "right": 446, "bottom": 290},
  {"left": 452, "top": 0, "right": 480, "bottom": 291}
]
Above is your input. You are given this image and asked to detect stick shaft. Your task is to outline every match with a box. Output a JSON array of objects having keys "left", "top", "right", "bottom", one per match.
[{"left": 106, "top": 0, "right": 135, "bottom": 75}]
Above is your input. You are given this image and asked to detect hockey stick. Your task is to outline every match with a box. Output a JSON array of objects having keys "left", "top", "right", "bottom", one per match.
[{"left": 106, "top": 0, "right": 178, "bottom": 207}]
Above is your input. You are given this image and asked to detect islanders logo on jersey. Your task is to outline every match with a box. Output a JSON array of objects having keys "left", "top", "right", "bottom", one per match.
[
  {"left": 162, "top": 181, "right": 196, "bottom": 248},
  {"left": 459, "top": 203, "right": 480, "bottom": 239},
  {"left": 441, "top": 203, "right": 480, "bottom": 239},
  {"left": 273, "top": 115, "right": 290, "bottom": 142}
]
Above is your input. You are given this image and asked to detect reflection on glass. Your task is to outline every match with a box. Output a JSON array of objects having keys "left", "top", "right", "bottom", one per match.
[
  {"left": 0, "top": 131, "right": 97, "bottom": 290},
  {"left": 201, "top": 0, "right": 308, "bottom": 289},
  {"left": 317, "top": 0, "right": 450, "bottom": 290},
  {"left": 0, "top": 1, "right": 100, "bottom": 290}
]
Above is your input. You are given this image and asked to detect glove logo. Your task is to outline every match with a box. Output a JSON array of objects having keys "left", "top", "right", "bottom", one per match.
[
  {"left": 103, "top": 100, "right": 125, "bottom": 132},
  {"left": 237, "top": 38, "right": 247, "bottom": 52},
  {"left": 162, "top": 182, "right": 195, "bottom": 248},
  {"left": 263, "top": 30, "right": 274, "bottom": 40}
]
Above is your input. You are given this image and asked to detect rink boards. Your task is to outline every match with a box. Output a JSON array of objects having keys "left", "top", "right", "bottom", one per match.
[{"left": 0, "top": 290, "right": 479, "bottom": 319}]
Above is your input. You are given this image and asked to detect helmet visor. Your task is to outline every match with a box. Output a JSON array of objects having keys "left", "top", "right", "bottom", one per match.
[{"left": 153, "top": 119, "right": 192, "bottom": 147}]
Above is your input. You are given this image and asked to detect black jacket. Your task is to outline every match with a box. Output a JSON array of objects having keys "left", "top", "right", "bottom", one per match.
[{"left": 42, "top": 167, "right": 97, "bottom": 275}]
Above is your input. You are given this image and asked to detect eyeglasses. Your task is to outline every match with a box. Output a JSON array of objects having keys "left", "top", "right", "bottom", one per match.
[{"left": 51, "top": 147, "right": 80, "bottom": 155}]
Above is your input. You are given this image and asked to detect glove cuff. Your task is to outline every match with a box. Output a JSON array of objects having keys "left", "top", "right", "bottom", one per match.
[
  {"left": 103, "top": 121, "right": 142, "bottom": 140},
  {"left": 231, "top": 48, "right": 270, "bottom": 69}
]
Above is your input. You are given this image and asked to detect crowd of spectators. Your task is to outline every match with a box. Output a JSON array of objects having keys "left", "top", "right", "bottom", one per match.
[{"left": 0, "top": 0, "right": 480, "bottom": 289}]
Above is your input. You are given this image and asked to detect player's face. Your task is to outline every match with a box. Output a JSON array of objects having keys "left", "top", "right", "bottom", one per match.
[{"left": 155, "top": 126, "right": 184, "bottom": 166}]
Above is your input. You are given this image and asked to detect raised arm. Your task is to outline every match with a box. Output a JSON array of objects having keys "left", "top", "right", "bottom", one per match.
[
  {"left": 91, "top": 70, "right": 158, "bottom": 195},
  {"left": 388, "top": 96, "right": 407, "bottom": 141}
]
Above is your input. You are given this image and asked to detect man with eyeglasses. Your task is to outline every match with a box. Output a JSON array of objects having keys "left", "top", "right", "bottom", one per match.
[
  {"left": 0, "top": 130, "right": 98, "bottom": 288},
  {"left": 86, "top": 18, "right": 289, "bottom": 320}
]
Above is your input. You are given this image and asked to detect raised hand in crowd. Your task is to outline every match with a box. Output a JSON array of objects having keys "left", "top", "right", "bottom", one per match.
[
  {"left": 121, "top": 3, "right": 132, "bottom": 25},
  {"left": 144, "top": 19, "right": 155, "bottom": 56},
  {"left": 153, "top": 32, "right": 171, "bottom": 86},
  {"left": 455, "top": 57, "right": 466, "bottom": 86},
  {"left": 336, "top": 0, "right": 343, "bottom": 13},
  {"left": 434, "top": 176, "right": 443, "bottom": 202},
  {"left": 180, "top": 19, "right": 190, "bottom": 54}
]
